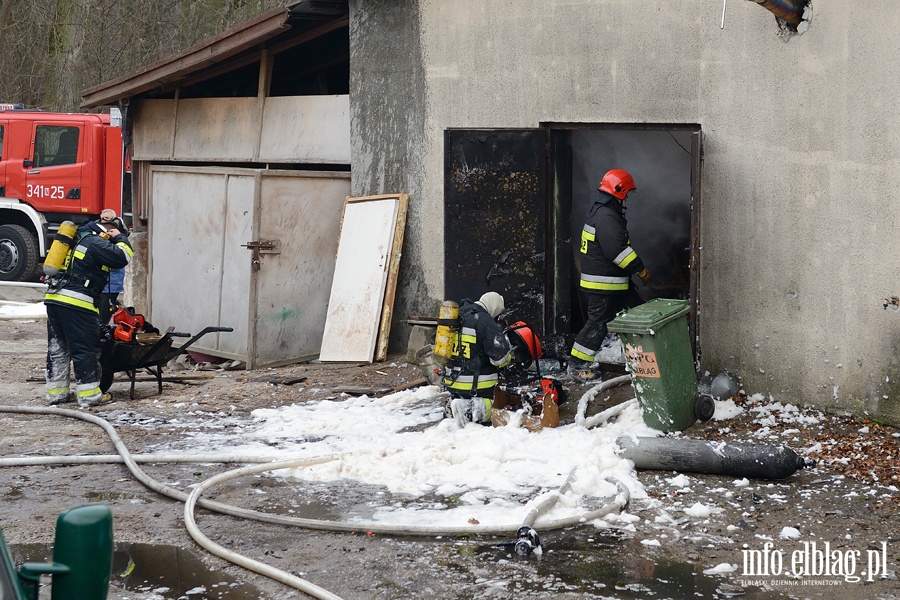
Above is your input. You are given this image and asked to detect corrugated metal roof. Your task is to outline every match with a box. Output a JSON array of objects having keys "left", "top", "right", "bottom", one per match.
[{"left": 80, "top": 1, "right": 348, "bottom": 108}]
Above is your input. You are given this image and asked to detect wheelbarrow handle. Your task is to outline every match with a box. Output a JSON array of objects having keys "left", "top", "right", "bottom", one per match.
[
  {"left": 166, "top": 326, "right": 235, "bottom": 361},
  {"left": 123, "top": 330, "right": 183, "bottom": 368}
]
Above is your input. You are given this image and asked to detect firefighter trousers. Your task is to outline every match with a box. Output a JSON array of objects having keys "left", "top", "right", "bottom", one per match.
[
  {"left": 571, "top": 288, "right": 642, "bottom": 364},
  {"left": 45, "top": 303, "right": 103, "bottom": 405}
]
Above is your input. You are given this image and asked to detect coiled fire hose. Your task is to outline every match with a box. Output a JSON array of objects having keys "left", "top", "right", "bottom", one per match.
[{"left": 0, "top": 404, "right": 630, "bottom": 599}]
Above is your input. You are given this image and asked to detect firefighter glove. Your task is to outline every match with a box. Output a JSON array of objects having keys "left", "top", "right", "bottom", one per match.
[{"left": 637, "top": 267, "right": 652, "bottom": 284}]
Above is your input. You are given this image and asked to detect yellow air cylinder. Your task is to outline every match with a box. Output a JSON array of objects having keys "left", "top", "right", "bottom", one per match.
[
  {"left": 433, "top": 300, "right": 459, "bottom": 365},
  {"left": 42, "top": 221, "right": 77, "bottom": 277}
]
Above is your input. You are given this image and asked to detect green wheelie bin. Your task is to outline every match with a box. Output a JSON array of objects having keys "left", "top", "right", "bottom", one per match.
[{"left": 607, "top": 298, "right": 713, "bottom": 432}]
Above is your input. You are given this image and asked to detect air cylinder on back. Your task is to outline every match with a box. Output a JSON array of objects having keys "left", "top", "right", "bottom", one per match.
[
  {"left": 42, "top": 220, "right": 77, "bottom": 277},
  {"left": 433, "top": 300, "right": 459, "bottom": 366}
]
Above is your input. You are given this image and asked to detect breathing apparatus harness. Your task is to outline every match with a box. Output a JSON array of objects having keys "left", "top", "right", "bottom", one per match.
[
  {"left": 438, "top": 301, "right": 481, "bottom": 395},
  {"left": 434, "top": 300, "right": 566, "bottom": 410},
  {"left": 45, "top": 222, "right": 111, "bottom": 296}
]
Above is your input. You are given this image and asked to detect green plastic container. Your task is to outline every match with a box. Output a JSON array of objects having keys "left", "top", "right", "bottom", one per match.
[
  {"left": 607, "top": 298, "right": 698, "bottom": 432},
  {"left": 18, "top": 504, "right": 113, "bottom": 600}
]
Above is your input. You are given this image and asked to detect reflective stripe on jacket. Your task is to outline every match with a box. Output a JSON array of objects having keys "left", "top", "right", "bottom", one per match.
[
  {"left": 442, "top": 371, "right": 500, "bottom": 392},
  {"left": 578, "top": 192, "right": 644, "bottom": 293},
  {"left": 441, "top": 299, "right": 511, "bottom": 394},
  {"left": 45, "top": 231, "right": 133, "bottom": 314}
]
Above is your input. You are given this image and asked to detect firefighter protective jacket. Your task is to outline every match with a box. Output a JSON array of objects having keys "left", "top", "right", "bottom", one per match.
[
  {"left": 45, "top": 228, "right": 133, "bottom": 313},
  {"left": 578, "top": 191, "right": 645, "bottom": 293},
  {"left": 442, "top": 299, "right": 512, "bottom": 396}
]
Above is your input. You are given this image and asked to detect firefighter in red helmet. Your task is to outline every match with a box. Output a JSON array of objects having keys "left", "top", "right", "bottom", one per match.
[{"left": 568, "top": 169, "right": 651, "bottom": 381}]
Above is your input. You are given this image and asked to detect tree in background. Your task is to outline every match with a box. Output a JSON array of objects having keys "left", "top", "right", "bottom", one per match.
[{"left": 0, "top": 0, "right": 284, "bottom": 112}]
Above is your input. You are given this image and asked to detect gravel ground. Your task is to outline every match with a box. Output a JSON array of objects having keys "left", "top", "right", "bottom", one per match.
[{"left": 1, "top": 284, "right": 898, "bottom": 600}]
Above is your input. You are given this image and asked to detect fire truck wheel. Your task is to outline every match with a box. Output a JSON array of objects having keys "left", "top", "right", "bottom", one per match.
[{"left": 0, "top": 224, "right": 41, "bottom": 282}]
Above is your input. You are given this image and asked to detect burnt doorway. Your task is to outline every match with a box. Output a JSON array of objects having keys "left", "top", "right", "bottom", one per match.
[
  {"left": 444, "top": 126, "right": 701, "bottom": 357},
  {"left": 549, "top": 126, "right": 701, "bottom": 354},
  {"left": 444, "top": 129, "right": 548, "bottom": 331}
]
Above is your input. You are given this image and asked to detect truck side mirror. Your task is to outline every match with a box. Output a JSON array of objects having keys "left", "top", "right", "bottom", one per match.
[
  {"left": 18, "top": 504, "right": 113, "bottom": 600},
  {"left": 22, "top": 159, "right": 32, "bottom": 168}
]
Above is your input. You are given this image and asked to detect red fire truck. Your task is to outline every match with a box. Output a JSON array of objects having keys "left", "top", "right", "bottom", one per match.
[{"left": 0, "top": 104, "right": 127, "bottom": 281}]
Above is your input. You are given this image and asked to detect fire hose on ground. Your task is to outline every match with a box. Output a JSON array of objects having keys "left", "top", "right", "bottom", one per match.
[
  {"left": 575, "top": 374, "right": 633, "bottom": 428},
  {"left": 0, "top": 404, "right": 631, "bottom": 600}
]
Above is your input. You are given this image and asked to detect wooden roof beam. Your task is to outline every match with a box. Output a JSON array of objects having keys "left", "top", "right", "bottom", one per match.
[{"left": 80, "top": 7, "right": 293, "bottom": 108}]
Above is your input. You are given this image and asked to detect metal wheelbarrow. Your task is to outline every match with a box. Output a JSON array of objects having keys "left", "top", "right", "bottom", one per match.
[{"left": 99, "top": 326, "right": 233, "bottom": 399}]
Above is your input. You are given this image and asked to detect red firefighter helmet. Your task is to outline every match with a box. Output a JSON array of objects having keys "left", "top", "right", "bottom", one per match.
[
  {"left": 506, "top": 321, "right": 543, "bottom": 366},
  {"left": 598, "top": 169, "right": 636, "bottom": 200}
]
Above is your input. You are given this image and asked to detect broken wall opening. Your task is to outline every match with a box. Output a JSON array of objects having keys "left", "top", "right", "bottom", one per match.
[
  {"left": 443, "top": 129, "right": 548, "bottom": 332},
  {"left": 747, "top": 0, "right": 812, "bottom": 35}
]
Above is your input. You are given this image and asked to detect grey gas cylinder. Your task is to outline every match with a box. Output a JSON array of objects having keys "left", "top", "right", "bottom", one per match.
[{"left": 616, "top": 436, "right": 813, "bottom": 480}]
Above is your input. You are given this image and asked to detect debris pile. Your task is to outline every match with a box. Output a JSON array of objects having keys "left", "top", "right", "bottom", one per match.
[
  {"left": 808, "top": 418, "right": 900, "bottom": 488},
  {"left": 693, "top": 391, "right": 900, "bottom": 499}
]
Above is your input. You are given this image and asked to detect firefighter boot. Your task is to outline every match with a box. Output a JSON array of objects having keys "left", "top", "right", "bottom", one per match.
[
  {"left": 449, "top": 397, "right": 492, "bottom": 427},
  {"left": 48, "top": 391, "right": 76, "bottom": 406},
  {"left": 449, "top": 397, "right": 473, "bottom": 428},
  {"left": 78, "top": 392, "right": 114, "bottom": 408},
  {"left": 566, "top": 358, "right": 601, "bottom": 382}
]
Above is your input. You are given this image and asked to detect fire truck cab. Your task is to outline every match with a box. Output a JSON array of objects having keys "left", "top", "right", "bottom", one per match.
[{"left": 0, "top": 105, "right": 125, "bottom": 281}]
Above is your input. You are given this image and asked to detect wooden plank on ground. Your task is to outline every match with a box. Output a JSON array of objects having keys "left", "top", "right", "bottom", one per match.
[{"left": 331, "top": 385, "right": 394, "bottom": 395}]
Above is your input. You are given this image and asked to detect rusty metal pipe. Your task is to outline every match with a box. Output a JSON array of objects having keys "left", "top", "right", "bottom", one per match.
[{"left": 748, "top": 0, "right": 805, "bottom": 27}]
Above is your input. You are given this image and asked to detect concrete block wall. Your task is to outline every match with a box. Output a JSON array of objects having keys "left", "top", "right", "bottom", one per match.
[{"left": 350, "top": 1, "right": 900, "bottom": 424}]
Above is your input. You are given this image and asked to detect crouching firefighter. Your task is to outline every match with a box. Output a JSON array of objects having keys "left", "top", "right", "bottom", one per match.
[
  {"left": 44, "top": 220, "right": 133, "bottom": 407},
  {"left": 441, "top": 292, "right": 513, "bottom": 427}
]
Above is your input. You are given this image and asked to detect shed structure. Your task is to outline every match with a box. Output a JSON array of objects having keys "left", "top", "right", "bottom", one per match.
[{"left": 83, "top": 1, "right": 352, "bottom": 368}]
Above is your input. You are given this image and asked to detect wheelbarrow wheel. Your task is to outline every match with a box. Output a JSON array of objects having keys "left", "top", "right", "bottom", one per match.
[
  {"left": 695, "top": 394, "right": 716, "bottom": 422},
  {"left": 99, "top": 371, "right": 114, "bottom": 393}
]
